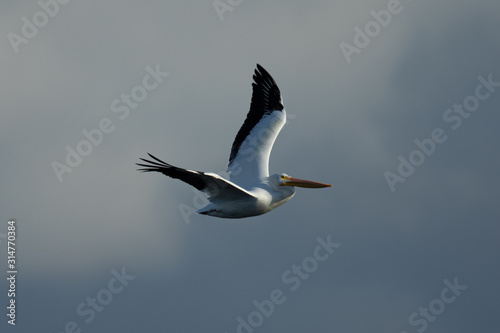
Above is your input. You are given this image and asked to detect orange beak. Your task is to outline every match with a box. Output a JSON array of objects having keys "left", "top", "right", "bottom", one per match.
[{"left": 280, "top": 177, "right": 332, "bottom": 188}]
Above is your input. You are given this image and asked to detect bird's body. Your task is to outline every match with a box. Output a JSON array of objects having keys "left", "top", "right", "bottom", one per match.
[
  {"left": 198, "top": 176, "right": 296, "bottom": 218},
  {"left": 137, "top": 64, "right": 331, "bottom": 218}
]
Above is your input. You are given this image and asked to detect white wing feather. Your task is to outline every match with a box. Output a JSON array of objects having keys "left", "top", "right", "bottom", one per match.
[
  {"left": 227, "top": 110, "right": 285, "bottom": 188},
  {"left": 227, "top": 64, "right": 286, "bottom": 189}
]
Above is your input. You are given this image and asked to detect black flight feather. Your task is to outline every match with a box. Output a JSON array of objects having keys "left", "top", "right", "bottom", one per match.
[
  {"left": 136, "top": 153, "right": 207, "bottom": 191},
  {"left": 228, "top": 64, "right": 284, "bottom": 167}
]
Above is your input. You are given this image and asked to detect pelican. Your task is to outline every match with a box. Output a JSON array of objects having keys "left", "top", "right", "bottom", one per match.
[{"left": 137, "top": 64, "right": 331, "bottom": 218}]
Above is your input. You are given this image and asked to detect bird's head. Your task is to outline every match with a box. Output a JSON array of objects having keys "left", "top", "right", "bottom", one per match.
[{"left": 276, "top": 173, "right": 332, "bottom": 188}]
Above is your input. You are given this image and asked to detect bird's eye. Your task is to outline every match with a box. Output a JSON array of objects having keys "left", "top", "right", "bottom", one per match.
[{"left": 281, "top": 175, "right": 285, "bottom": 179}]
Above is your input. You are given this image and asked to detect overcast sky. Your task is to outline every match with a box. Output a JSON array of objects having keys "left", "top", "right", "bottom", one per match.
[{"left": 1, "top": 0, "right": 500, "bottom": 332}]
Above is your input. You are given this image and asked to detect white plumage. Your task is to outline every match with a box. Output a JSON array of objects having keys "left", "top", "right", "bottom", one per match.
[{"left": 137, "top": 64, "right": 331, "bottom": 218}]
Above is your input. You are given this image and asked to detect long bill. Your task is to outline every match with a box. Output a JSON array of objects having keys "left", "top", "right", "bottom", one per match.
[{"left": 280, "top": 177, "right": 332, "bottom": 188}]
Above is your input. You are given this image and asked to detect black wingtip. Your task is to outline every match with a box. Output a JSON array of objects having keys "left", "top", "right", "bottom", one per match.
[
  {"left": 253, "top": 64, "right": 279, "bottom": 90},
  {"left": 254, "top": 63, "right": 272, "bottom": 80},
  {"left": 136, "top": 153, "right": 172, "bottom": 173},
  {"left": 251, "top": 64, "right": 283, "bottom": 110}
]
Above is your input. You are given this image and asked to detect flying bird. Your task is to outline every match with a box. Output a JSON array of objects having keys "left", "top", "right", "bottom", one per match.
[{"left": 137, "top": 64, "right": 331, "bottom": 218}]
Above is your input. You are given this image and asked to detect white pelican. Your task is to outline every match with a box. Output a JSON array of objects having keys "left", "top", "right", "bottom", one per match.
[{"left": 137, "top": 64, "right": 331, "bottom": 218}]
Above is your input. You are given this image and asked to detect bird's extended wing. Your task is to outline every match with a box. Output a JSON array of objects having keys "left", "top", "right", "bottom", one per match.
[
  {"left": 227, "top": 64, "right": 286, "bottom": 188},
  {"left": 137, "top": 153, "right": 255, "bottom": 202}
]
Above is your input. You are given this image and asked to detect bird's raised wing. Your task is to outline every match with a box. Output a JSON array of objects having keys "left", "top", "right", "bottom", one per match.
[
  {"left": 227, "top": 64, "right": 286, "bottom": 188},
  {"left": 137, "top": 153, "right": 255, "bottom": 202}
]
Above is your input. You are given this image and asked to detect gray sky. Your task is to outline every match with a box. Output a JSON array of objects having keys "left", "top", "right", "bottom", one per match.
[{"left": 1, "top": 0, "right": 499, "bottom": 332}]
